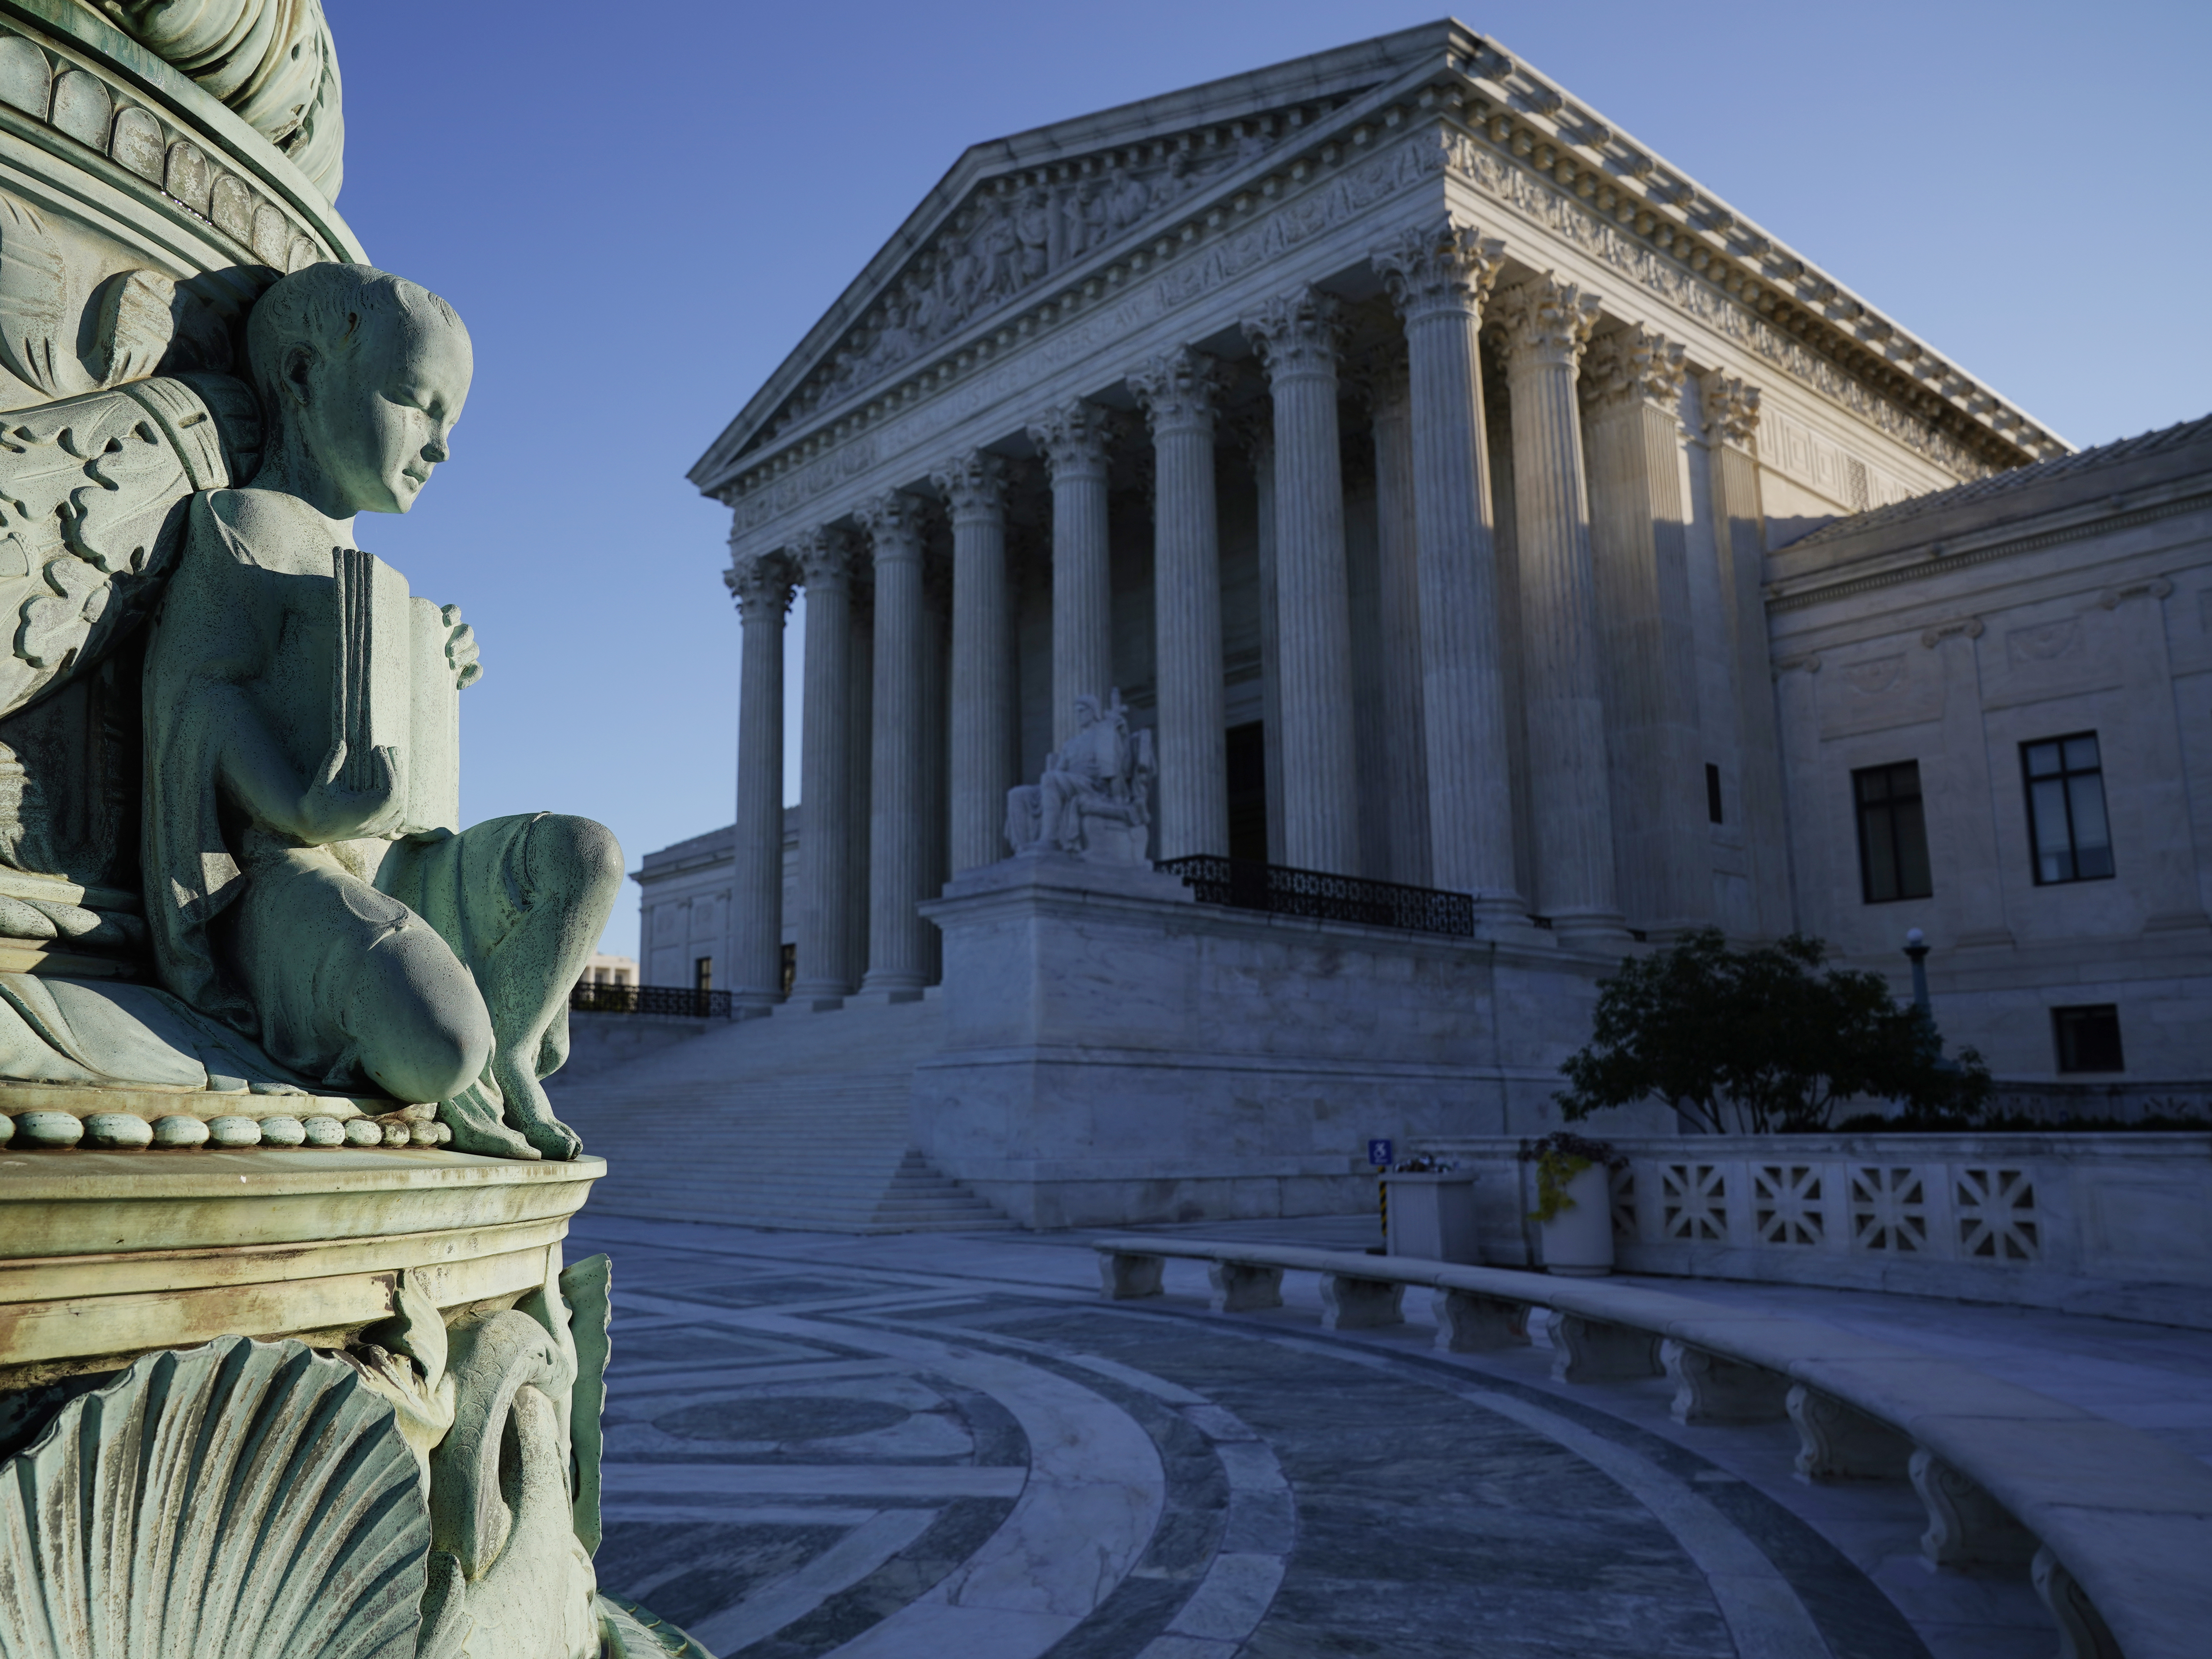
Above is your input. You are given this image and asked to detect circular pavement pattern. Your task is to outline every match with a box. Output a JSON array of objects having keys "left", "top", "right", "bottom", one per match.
[{"left": 580, "top": 1228, "right": 1941, "bottom": 1659}]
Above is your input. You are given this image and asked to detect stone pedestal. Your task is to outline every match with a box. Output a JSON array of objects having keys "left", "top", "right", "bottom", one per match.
[
  {"left": 1385, "top": 1171, "right": 1480, "bottom": 1263},
  {"left": 914, "top": 854, "right": 1613, "bottom": 1228}
]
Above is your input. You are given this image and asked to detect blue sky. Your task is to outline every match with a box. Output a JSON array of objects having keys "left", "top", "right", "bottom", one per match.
[{"left": 325, "top": 0, "right": 2210, "bottom": 964}]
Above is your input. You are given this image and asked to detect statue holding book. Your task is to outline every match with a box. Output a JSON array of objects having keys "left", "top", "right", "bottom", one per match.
[
  {"left": 0, "top": 260, "right": 617, "bottom": 1161},
  {"left": 139, "top": 264, "right": 620, "bottom": 1159}
]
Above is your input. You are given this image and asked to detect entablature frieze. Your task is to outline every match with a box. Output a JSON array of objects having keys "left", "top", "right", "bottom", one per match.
[{"left": 705, "top": 35, "right": 2060, "bottom": 516}]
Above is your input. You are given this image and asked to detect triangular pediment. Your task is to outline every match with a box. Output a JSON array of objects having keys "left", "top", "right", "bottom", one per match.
[{"left": 689, "top": 20, "right": 1467, "bottom": 489}]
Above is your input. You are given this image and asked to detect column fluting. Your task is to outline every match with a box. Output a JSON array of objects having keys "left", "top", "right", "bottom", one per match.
[
  {"left": 790, "top": 525, "right": 857, "bottom": 1004},
  {"left": 724, "top": 546, "right": 793, "bottom": 1011},
  {"left": 1495, "top": 274, "right": 1625, "bottom": 942},
  {"left": 1581, "top": 326, "right": 1706, "bottom": 934},
  {"left": 1236, "top": 415, "right": 1286, "bottom": 864},
  {"left": 1373, "top": 218, "right": 1522, "bottom": 910},
  {"left": 1702, "top": 372, "right": 1791, "bottom": 936},
  {"left": 858, "top": 490, "right": 930, "bottom": 997},
  {"left": 1242, "top": 286, "right": 1359, "bottom": 875},
  {"left": 1130, "top": 347, "right": 1228, "bottom": 861},
  {"left": 1027, "top": 398, "right": 1116, "bottom": 746},
  {"left": 1361, "top": 350, "right": 1431, "bottom": 888},
  {"left": 933, "top": 449, "right": 1015, "bottom": 874}
]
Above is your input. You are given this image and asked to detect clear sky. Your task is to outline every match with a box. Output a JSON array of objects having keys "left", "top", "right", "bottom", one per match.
[{"left": 325, "top": 0, "right": 2211, "bottom": 965}]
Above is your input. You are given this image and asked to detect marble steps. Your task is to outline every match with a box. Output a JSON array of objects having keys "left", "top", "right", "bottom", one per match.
[{"left": 551, "top": 995, "right": 1006, "bottom": 1233}]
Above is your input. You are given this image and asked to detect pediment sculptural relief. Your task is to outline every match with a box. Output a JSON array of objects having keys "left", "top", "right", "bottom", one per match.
[
  {"left": 775, "top": 120, "right": 1294, "bottom": 432},
  {"left": 0, "top": 236, "right": 618, "bottom": 1162}
]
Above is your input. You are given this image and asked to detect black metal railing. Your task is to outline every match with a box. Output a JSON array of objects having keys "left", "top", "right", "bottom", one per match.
[
  {"left": 1157, "top": 855, "right": 1476, "bottom": 939},
  {"left": 569, "top": 982, "right": 734, "bottom": 1019}
]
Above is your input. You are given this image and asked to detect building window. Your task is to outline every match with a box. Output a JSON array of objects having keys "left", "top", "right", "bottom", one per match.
[
  {"left": 2052, "top": 1004, "right": 2124, "bottom": 1074},
  {"left": 1705, "top": 763, "right": 1724, "bottom": 825},
  {"left": 780, "top": 942, "right": 796, "bottom": 998},
  {"left": 1852, "top": 761, "right": 1932, "bottom": 903},
  {"left": 2022, "top": 733, "right": 2113, "bottom": 885},
  {"left": 694, "top": 957, "right": 712, "bottom": 993}
]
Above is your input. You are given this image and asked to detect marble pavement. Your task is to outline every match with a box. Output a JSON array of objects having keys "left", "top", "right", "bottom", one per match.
[{"left": 569, "top": 1214, "right": 2212, "bottom": 1658}]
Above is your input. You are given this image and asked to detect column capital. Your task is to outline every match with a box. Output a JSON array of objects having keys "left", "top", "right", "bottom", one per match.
[
  {"left": 1701, "top": 372, "right": 1763, "bottom": 449},
  {"left": 1372, "top": 216, "right": 1506, "bottom": 324},
  {"left": 1241, "top": 286, "right": 1344, "bottom": 382},
  {"left": 1025, "top": 397, "right": 1117, "bottom": 482},
  {"left": 1579, "top": 325, "right": 1689, "bottom": 416},
  {"left": 1494, "top": 275, "right": 1604, "bottom": 371},
  {"left": 931, "top": 447, "right": 1011, "bottom": 520},
  {"left": 1128, "top": 347, "right": 1224, "bottom": 438},
  {"left": 858, "top": 489, "right": 930, "bottom": 562},
  {"left": 724, "top": 549, "right": 794, "bottom": 619},
  {"left": 792, "top": 524, "right": 859, "bottom": 589}
]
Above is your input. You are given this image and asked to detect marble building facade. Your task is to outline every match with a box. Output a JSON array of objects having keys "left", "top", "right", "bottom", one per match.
[{"left": 653, "top": 22, "right": 2207, "bottom": 1219}]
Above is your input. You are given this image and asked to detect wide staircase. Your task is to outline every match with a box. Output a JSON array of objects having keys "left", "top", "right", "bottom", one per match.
[{"left": 548, "top": 995, "right": 1011, "bottom": 1233}]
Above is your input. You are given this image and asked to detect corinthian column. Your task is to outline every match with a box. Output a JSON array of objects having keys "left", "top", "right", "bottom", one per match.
[
  {"left": 790, "top": 525, "right": 857, "bottom": 1007},
  {"left": 1703, "top": 372, "right": 1790, "bottom": 936},
  {"left": 1130, "top": 347, "right": 1227, "bottom": 861},
  {"left": 857, "top": 491, "right": 930, "bottom": 1000},
  {"left": 1026, "top": 398, "right": 1116, "bottom": 745},
  {"left": 724, "top": 546, "right": 792, "bottom": 1013},
  {"left": 1242, "top": 287, "right": 1358, "bottom": 875},
  {"left": 1373, "top": 218, "right": 1521, "bottom": 915},
  {"left": 1495, "top": 276, "right": 1625, "bottom": 943},
  {"left": 1581, "top": 326, "right": 1706, "bottom": 935},
  {"left": 1360, "top": 352, "right": 1431, "bottom": 888},
  {"left": 932, "top": 449, "right": 1015, "bottom": 874}
]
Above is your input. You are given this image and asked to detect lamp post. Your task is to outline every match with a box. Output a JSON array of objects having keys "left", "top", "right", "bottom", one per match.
[{"left": 1903, "top": 927, "right": 1932, "bottom": 1021}]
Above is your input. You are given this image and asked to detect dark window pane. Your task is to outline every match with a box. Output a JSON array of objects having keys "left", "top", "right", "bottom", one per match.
[
  {"left": 2063, "top": 734, "right": 2101, "bottom": 772},
  {"left": 1863, "top": 805, "right": 1899, "bottom": 902},
  {"left": 1892, "top": 797, "right": 1932, "bottom": 898},
  {"left": 2025, "top": 741, "right": 2062, "bottom": 778},
  {"left": 1706, "top": 763, "right": 1724, "bottom": 825},
  {"left": 2068, "top": 774, "right": 2111, "bottom": 858},
  {"left": 2053, "top": 1005, "right": 2124, "bottom": 1073},
  {"left": 1854, "top": 761, "right": 1931, "bottom": 903},
  {"left": 2030, "top": 777, "right": 2072, "bottom": 882}
]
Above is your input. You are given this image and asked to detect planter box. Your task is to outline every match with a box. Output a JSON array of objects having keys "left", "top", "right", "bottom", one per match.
[
  {"left": 1414, "top": 1132, "right": 2212, "bottom": 1328},
  {"left": 1385, "top": 1172, "right": 1480, "bottom": 1263}
]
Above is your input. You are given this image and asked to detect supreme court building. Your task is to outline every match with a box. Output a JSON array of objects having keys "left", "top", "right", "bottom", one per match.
[{"left": 642, "top": 22, "right": 2212, "bottom": 1225}]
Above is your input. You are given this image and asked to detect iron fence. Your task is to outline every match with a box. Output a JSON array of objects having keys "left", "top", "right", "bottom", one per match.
[
  {"left": 1157, "top": 855, "right": 1476, "bottom": 938},
  {"left": 569, "top": 982, "right": 734, "bottom": 1019}
]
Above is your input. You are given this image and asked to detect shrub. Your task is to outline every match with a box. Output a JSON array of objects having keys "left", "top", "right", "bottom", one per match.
[{"left": 1555, "top": 929, "right": 1992, "bottom": 1134}]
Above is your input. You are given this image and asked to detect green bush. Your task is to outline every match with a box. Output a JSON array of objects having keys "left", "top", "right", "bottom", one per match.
[{"left": 1555, "top": 929, "right": 1992, "bottom": 1135}]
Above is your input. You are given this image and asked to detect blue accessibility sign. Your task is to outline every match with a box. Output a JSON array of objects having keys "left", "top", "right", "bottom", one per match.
[{"left": 1366, "top": 1138, "right": 1394, "bottom": 1167}]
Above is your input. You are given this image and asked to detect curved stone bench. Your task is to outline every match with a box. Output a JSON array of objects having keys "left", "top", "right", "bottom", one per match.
[{"left": 1091, "top": 1235, "right": 2212, "bottom": 1659}]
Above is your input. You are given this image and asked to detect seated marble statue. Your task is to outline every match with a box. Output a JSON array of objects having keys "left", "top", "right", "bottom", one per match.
[
  {"left": 140, "top": 264, "right": 620, "bottom": 1159},
  {"left": 1004, "top": 689, "right": 1156, "bottom": 863}
]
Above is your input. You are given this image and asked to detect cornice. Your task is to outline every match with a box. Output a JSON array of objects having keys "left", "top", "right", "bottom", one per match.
[{"left": 704, "top": 25, "right": 2063, "bottom": 521}]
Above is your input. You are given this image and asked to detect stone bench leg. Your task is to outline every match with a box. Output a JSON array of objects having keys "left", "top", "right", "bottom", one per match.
[
  {"left": 1099, "top": 1251, "right": 1165, "bottom": 1300},
  {"left": 1786, "top": 1385, "right": 1913, "bottom": 1482},
  {"left": 1661, "top": 1340, "right": 1790, "bottom": 1425},
  {"left": 1911, "top": 1449, "right": 2037, "bottom": 1571},
  {"left": 1548, "top": 1313, "right": 1661, "bottom": 1384},
  {"left": 2033, "top": 1546, "right": 2122, "bottom": 1659},
  {"left": 1320, "top": 1275, "right": 1404, "bottom": 1331},
  {"left": 1208, "top": 1261, "right": 1284, "bottom": 1314},
  {"left": 1431, "top": 1289, "right": 1531, "bottom": 1353}
]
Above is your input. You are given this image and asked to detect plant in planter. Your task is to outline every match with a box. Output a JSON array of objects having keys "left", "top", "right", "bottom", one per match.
[
  {"left": 1554, "top": 929, "right": 1992, "bottom": 1134},
  {"left": 1522, "top": 1130, "right": 1626, "bottom": 1275}
]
